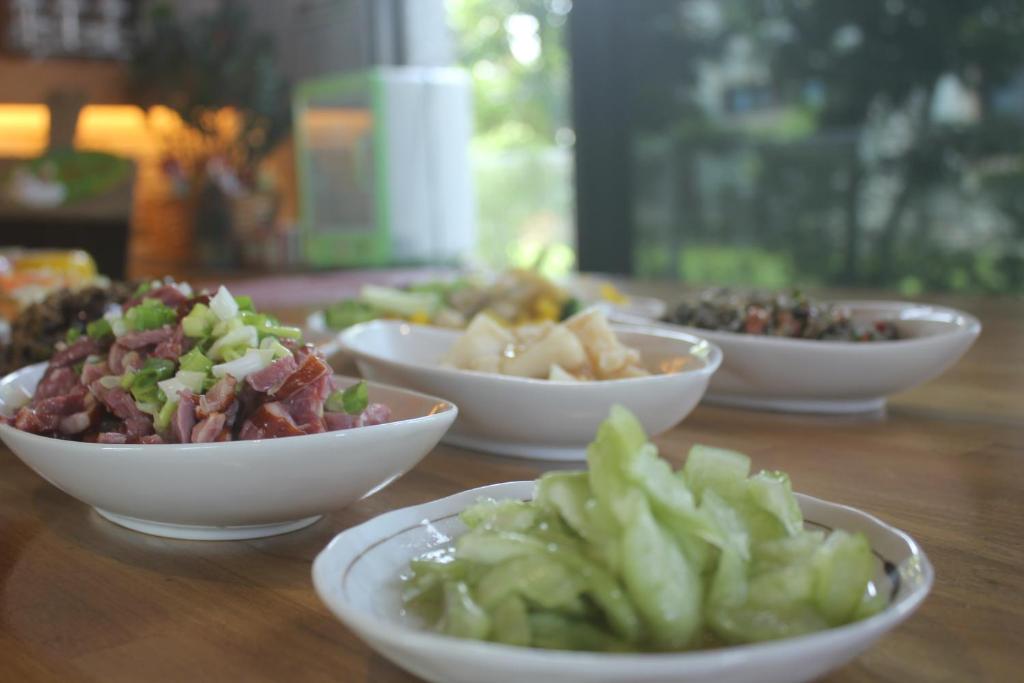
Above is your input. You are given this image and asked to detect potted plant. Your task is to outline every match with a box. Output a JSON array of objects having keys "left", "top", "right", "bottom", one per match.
[{"left": 131, "top": 0, "right": 291, "bottom": 268}]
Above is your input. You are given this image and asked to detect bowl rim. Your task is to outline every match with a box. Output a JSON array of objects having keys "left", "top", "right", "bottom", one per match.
[
  {"left": 312, "top": 480, "right": 934, "bottom": 668},
  {"left": 338, "top": 319, "right": 724, "bottom": 388},
  {"left": 623, "top": 299, "right": 981, "bottom": 351},
  {"left": 0, "top": 362, "right": 457, "bottom": 453}
]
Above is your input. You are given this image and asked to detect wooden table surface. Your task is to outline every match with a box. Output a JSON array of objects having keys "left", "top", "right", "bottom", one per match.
[{"left": 1, "top": 280, "right": 1022, "bottom": 682}]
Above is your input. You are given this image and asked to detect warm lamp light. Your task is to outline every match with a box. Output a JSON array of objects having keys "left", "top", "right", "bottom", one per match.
[{"left": 0, "top": 104, "right": 50, "bottom": 157}]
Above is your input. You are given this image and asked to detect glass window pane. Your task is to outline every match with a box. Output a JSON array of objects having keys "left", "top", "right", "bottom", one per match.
[{"left": 602, "top": 0, "right": 1024, "bottom": 294}]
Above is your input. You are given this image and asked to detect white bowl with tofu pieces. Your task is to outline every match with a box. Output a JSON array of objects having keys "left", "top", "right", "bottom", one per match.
[{"left": 339, "top": 309, "right": 721, "bottom": 460}]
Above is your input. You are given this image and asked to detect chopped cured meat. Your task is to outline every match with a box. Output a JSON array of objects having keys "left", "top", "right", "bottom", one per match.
[
  {"left": 50, "top": 337, "right": 105, "bottom": 368},
  {"left": 97, "top": 432, "right": 128, "bottom": 444},
  {"left": 107, "top": 343, "right": 144, "bottom": 374},
  {"left": 323, "top": 403, "right": 391, "bottom": 432},
  {"left": 197, "top": 375, "right": 236, "bottom": 419},
  {"left": 126, "top": 284, "right": 188, "bottom": 310},
  {"left": 322, "top": 412, "right": 357, "bottom": 431},
  {"left": 80, "top": 360, "right": 110, "bottom": 386},
  {"left": 15, "top": 384, "right": 95, "bottom": 435},
  {"left": 238, "top": 402, "right": 305, "bottom": 440},
  {"left": 108, "top": 343, "right": 127, "bottom": 374},
  {"left": 285, "top": 373, "right": 331, "bottom": 429},
  {"left": 359, "top": 402, "right": 391, "bottom": 427},
  {"left": 14, "top": 406, "right": 59, "bottom": 433},
  {"left": 58, "top": 399, "right": 101, "bottom": 435},
  {"left": 191, "top": 412, "right": 226, "bottom": 443},
  {"left": 302, "top": 420, "right": 326, "bottom": 434},
  {"left": 245, "top": 355, "right": 298, "bottom": 393},
  {"left": 153, "top": 325, "right": 191, "bottom": 361},
  {"left": 34, "top": 366, "right": 79, "bottom": 401},
  {"left": 171, "top": 391, "right": 197, "bottom": 443},
  {"left": 9, "top": 282, "right": 393, "bottom": 446},
  {"left": 119, "top": 326, "right": 176, "bottom": 350},
  {"left": 272, "top": 353, "right": 330, "bottom": 400},
  {"left": 121, "top": 350, "right": 145, "bottom": 373},
  {"left": 91, "top": 384, "right": 153, "bottom": 437}
]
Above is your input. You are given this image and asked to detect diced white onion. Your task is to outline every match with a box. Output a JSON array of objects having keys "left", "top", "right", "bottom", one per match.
[
  {"left": 210, "top": 285, "right": 239, "bottom": 321},
  {"left": 103, "top": 304, "right": 122, "bottom": 321},
  {"left": 211, "top": 348, "right": 274, "bottom": 380},
  {"left": 207, "top": 325, "right": 259, "bottom": 360},
  {"left": 0, "top": 382, "right": 32, "bottom": 412},
  {"left": 158, "top": 370, "right": 206, "bottom": 399},
  {"left": 259, "top": 335, "right": 292, "bottom": 359},
  {"left": 172, "top": 281, "right": 194, "bottom": 297},
  {"left": 175, "top": 370, "right": 206, "bottom": 392},
  {"left": 97, "top": 375, "right": 123, "bottom": 389},
  {"left": 157, "top": 377, "right": 189, "bottom": 401},
  {"left": 137, "top": 401, "right": 161, "bottom": 417}
]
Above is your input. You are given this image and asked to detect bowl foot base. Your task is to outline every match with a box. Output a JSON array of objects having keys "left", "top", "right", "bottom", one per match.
[
  {"left": 443, "top": 433, "right": 586, "bottom": 461},
  {"left": 94, "top": 509, "right": 323, "bottom": 540},
  {"left": 705, "top": 394, "right": 886, "bottom": 415}
]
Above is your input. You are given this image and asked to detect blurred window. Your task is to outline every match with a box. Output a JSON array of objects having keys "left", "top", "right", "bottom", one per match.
[
  {"left": 572, "top": 0, "right": 1024, "bottom": 294},
  {"left": 446, "top": 0, "right": 576, "bottom": 275}
]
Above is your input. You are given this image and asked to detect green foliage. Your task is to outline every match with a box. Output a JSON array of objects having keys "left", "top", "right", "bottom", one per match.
[
  {"left": 449, "top": 0, "right": 571, "bottom": 148},
  {"left": 628, "top": 0, "right": 1024, "bottom": 293}
]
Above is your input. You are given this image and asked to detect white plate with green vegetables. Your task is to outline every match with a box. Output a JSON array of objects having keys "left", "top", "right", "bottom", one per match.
[{"left": 313, "top": 407, "right": 932, "bottom": 683}]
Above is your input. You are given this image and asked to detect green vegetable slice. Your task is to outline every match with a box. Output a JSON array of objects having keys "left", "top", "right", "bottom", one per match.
[
  {"left": 402, "top": 405, "right": 889, "bottom": 652},
  {"left": 491, "top": 596, "right": 531, "bottom": 646},
  {"left": 439, "top": 581, "right": 490, "bottom": 640},
  {"left": 324, "top": 299, "right": 379, "bottom": 330},
  {"left": 811, "top": 530, "right": 875, "bottom": 625}
]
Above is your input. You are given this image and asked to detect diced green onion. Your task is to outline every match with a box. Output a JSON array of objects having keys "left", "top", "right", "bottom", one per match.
[
  {"left": 259, "top": 336, "right": 292, "bottom": 360},
  {"left": 327, "top": 381, "right": 368, "bottom": 415},
  {"left": 178, "top": 347, "right": 213, "bottom": 374},
  {"left": 125, "top": 299, "right": 177, "bottom": 331},
  {"left": 136, "top": 401, "right": 162, "bottom": 417},
  {"left": 181, "top": 302, "right": 217, "bottom": 338},
  {"left": 65, "top": 327, "right": 82, "bottom": 343},
  {"left": 207, "top": 325, "right": 258, "bottom": 361},
  {"left": 155, "top": 399, "right": 178, "bottom": 431},
  {"left": 235, "top": 294, "right": 254, "bottom": 311},
  {"left": 86, "top": 318, "right": 113, "bottom": 339}
]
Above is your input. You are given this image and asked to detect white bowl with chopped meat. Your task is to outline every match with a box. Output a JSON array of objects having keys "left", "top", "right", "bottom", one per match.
[
  {"left": 0, "top": 282, "right": 458, "bottom": 540},
  {"left": 340, "top": 310, "right": 721, "bottom": 461}
]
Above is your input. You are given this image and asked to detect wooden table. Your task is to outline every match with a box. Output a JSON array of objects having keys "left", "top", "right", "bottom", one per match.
[{"left": 2, "top": 281, "right": 1022, "bottom": 682}]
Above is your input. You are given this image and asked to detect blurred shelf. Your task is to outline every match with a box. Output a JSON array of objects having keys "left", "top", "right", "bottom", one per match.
[{"left": 0, "top": 55, "right": 129, "bottom": 104}]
